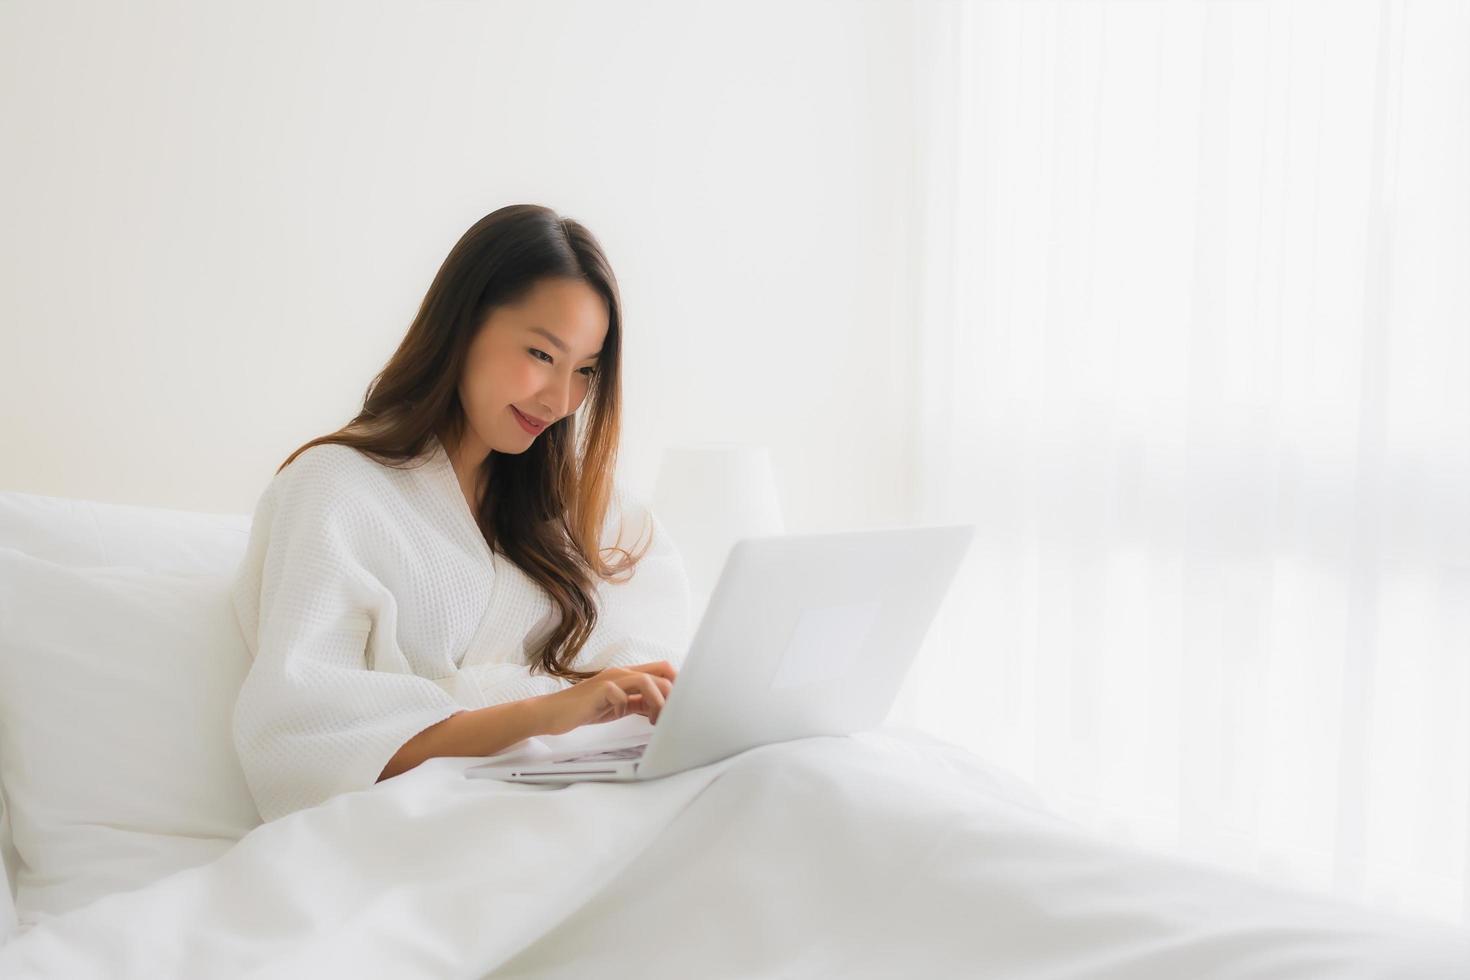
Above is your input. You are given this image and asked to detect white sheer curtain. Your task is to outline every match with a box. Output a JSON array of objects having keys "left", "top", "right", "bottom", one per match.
[{"left": 894, "top": 0, "right": 1470, "bottom": 928}]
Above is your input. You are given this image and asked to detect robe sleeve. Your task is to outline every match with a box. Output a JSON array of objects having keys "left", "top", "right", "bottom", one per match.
[
  {"left": 568, "top": 489, "right": 694, "bottom": 674},
  {"left": 230, "top": 455, "right": 475, "bottom": 823},
  {"left": 452, "top": 662, "right": 571, "bottom": 708}
]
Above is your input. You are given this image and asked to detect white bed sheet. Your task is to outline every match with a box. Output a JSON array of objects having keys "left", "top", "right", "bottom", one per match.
[{"left": 0, "top": 727, "right": 1464, "bottom": 979}]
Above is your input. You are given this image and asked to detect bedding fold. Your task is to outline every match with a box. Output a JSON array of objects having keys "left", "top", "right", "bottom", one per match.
[{"left": 1, "top": 729, "right": 1465, "bottom": 980}]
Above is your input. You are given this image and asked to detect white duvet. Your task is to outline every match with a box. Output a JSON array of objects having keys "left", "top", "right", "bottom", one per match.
[{"left": 1, "top": 727, "right": 1465, "bottom": 979}]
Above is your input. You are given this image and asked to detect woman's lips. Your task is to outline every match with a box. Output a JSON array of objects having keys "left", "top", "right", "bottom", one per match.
[{"left": 511, "top": 406, "right": 546, "bottom": 434}]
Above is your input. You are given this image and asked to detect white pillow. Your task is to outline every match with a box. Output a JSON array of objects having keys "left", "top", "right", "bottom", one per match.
[
  {"left": 0, "top": 488, "right": 251, "bottom": 917},
  {"left": 0, "top": 490, "right": 251, "bottom": 572},
  {"left": 0, "top": 547, "right": 263, "bottom": 930}
]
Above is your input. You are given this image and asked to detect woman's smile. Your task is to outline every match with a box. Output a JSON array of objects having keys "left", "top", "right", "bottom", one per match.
[{"left": 511, "top": 405, "right": 546, "bottom": 434}]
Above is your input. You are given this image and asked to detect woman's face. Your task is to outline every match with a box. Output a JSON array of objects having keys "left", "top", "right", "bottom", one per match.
[{"left": 452, "top": 276, "right": 608, "bottom": 464}]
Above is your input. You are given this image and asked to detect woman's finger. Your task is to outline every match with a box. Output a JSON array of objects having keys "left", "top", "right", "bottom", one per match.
[
  {"left": 632, "top": 673, "right": 666, "bottom": 721},
  {"left": 628, "top": 677, "right": 673, "bottom": 720},
  {"left": 624, "top": 661, "right": 678, "bottom": 682},
  {"left": 602, "top": 680, "right": 629, "bottom": 719}
]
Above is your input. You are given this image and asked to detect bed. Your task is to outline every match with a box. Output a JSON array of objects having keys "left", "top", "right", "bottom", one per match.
[{"left": 0, "top": 488, "right": 1466, "bottom": 979}]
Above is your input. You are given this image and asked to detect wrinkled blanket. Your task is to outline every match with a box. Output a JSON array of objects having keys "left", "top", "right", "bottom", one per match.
[{"left": 2, "top": 727, "right": 1466, "bottom": 979}]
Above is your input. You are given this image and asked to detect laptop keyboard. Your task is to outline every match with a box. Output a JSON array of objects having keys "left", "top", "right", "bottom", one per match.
[{"left": 555, "top": 743, "right": 649, "bottom": 763}]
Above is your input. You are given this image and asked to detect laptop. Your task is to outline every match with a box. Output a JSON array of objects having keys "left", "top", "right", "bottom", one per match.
[{"left": 463, "top": 522, "right": 975, "bottom": 784}]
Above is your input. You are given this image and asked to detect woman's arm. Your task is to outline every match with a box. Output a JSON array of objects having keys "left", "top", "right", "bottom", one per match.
[{"left": 378, "top": 696, "right": 549, "bottom": 782}]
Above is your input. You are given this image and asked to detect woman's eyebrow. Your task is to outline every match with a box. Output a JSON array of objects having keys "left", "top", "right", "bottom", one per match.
[{"left": 528, "top": 325, "right": 602, "bottom": 361}]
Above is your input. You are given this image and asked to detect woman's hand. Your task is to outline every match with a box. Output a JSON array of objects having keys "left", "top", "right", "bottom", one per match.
[{"left": 533, "top": 661, "right": 678, "bottom": 737}]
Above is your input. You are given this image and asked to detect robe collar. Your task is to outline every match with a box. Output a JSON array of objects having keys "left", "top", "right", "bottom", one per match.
[{"left": 427, "top": 432, "right": 495, "bottom": 567}]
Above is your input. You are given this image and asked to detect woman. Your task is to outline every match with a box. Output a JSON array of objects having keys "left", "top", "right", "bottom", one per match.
[{"left": 230, "top": 204, "right": 689, "bottom": 824}]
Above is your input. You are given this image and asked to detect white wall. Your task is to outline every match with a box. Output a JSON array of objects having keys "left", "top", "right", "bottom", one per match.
[{"left": 0, "top": 0, "right": 920, "bottom": 532}]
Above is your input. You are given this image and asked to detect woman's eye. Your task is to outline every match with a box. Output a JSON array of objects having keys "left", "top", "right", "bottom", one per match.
[{"left": 531, "top": 349, "right": 596, "bottom": 379}]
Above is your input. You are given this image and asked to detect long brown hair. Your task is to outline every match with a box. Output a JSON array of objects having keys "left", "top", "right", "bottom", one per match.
[{"left": 276, "top": 204, "right": 651, "bottom": 683}]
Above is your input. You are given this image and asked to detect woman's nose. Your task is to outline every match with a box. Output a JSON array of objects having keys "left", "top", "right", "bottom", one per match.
[{"left": 538, "top": 377, "right": 572, "bottom": 419}]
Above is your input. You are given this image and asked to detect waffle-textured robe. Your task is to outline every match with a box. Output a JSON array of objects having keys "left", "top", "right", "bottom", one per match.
[{"left": 230, "top": 433, "right": 692, "bottom": 822}]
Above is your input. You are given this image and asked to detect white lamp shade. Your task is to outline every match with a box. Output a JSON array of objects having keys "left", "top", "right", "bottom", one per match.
[{"left": 651, "top": 443, "right": 784, "bottom": 621}]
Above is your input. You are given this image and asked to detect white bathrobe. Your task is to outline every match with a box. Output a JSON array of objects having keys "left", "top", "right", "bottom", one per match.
[{"left": 230, "top": 433, "right": 693, "bottom": 823}]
